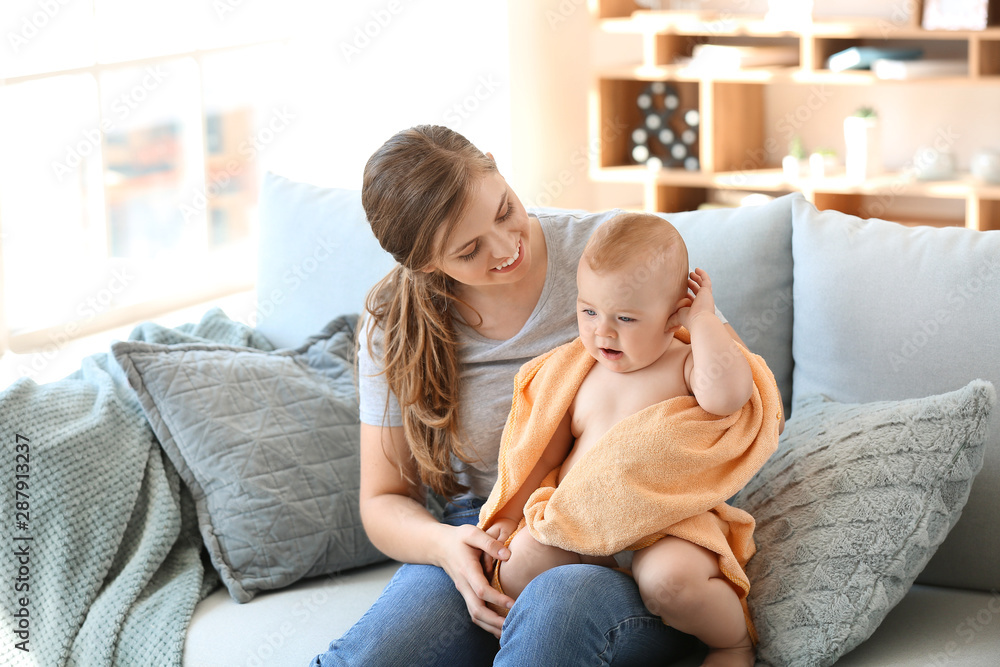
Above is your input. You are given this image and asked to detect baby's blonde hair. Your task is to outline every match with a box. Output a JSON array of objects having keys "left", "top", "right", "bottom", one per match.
[{"left": 582, "top": 212, "right": 689, "bottom": 303}]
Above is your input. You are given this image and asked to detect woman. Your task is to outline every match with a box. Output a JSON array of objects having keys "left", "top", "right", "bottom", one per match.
[{"left": 312, "top": 125, "right": 746, "bottom": 666}]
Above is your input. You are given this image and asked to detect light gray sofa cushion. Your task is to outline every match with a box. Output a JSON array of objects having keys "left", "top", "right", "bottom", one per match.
[
  {"left": 667, "top": 193, "right": 799, "bottom": 420},
  {"left": 732, "top": 380, "right": 994, "bottom": 667},
  {"left": 113, "top": 315, "right": 386, "bottom": 603},
  {"left": 834, "top": 584, "right": 1000, "bottom": 666},
  {"left": 791, "top": 198, "right": 1000, "bottom": 592},
  {"left": 255, "top": 171, "right": 397, "bottom": 350}
]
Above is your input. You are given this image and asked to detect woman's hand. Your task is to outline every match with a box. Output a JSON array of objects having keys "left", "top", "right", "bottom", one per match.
[{"left": 433, "top": 522, "right": 514, "bottom": 638}]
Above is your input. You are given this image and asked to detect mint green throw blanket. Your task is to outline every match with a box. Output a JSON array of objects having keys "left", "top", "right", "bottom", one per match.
[{"left": 0, "top": 310, "right": 272, "bottom": 666}]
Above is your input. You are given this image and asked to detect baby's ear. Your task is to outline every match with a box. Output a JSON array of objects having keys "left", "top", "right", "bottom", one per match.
[{"left": 664, "top": 295, "right": 690, "bottom": 331}]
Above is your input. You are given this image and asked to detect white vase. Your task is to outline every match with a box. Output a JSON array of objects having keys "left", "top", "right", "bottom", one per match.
[
  {"left": 782, "top": 155, "right": 802, "bottom": 181},
  {"left": 971, "top": 149, "right": 1000, "bottom": 184},
  {"left": 844, "top": 116, "right": 881, "bottom": 182}
]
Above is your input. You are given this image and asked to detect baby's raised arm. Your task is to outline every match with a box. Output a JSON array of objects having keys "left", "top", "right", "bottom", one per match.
[{"left": 679, "top": 269, "right": 754, "bottom": 416}]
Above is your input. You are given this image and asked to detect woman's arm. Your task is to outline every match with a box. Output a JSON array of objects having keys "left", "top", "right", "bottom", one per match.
[{"left": 359, "top": 423, "right": 514, "bottom": 637}]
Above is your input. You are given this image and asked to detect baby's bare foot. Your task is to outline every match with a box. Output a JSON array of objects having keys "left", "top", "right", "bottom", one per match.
[{"left": 701, "top": 644, "right": 755, "bottom": 667}]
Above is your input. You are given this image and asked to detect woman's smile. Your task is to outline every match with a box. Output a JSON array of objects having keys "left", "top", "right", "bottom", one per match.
[{"left": 491, "top": 239, "right": 523, "bottom": 273}]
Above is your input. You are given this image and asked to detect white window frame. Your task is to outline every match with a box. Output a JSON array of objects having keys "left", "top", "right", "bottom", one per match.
[{"left": 0, "top": 37, "right": 287, "bottom": 357}]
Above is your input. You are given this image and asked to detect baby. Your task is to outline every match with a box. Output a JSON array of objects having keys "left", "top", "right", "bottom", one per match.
[{"left": 479, "top": 212, "right": 779, "bottom": 667}]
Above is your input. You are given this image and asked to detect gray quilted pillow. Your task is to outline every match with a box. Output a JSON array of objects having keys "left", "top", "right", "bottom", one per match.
[
  {"left": 732, "top": 380, "right": 995, "bottom": 666},
  {"left": 112, "top": 314, "right": 387, "bottom": 603}
]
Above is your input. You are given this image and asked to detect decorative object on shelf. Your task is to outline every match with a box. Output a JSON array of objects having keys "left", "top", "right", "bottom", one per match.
[
  {"left": 913, "top": 146, "right": 957, "bottom": 181},
  {"left": 782, "top": 136, "right": 807, "bottom": 182},
  {"left": 971, "top": 148, "right": 1000, "bottom": 184},
  {"left": 844, "top": 107, "right": 881, "bottom": 182},
  {"left": 630, "top": 81, "right": 699, "bottom": 171},
  {"left": 591, "top": 4, "right": 998, "bottom": 230},
  {"left": 630, "top": 127, "right": 651, "bottom": 164},
  {"left": 808, "top": 148, "right": 837, "bottom": 179},
  {"left": 922, "top": 0, "right": 999, "bottom": 30},
  {"left": 827, "top": 46, "right": 923, "bottom": 72}
]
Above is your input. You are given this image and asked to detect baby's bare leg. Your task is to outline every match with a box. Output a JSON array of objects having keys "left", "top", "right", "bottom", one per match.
[
  {"left": 632, "top": 537, "right": 753, "bottom": 667},
  {"left": 499, "top": 528, "right": 583, "bottom": 600}
]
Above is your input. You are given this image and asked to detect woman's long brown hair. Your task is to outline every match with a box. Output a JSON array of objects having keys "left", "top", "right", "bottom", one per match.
[{"left": 361, "top": 125, "right": 496, "bottom": 497}]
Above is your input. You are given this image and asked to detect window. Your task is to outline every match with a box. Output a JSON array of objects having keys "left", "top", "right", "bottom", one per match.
[
  {"left": 0, "top": 0, "right": 298, "bottom": 353},
  {"left": 0, "top": 2, "right": 512, "bottom": 385}
]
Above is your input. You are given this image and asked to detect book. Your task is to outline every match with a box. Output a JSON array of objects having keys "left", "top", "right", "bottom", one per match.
[
  {"left": 687, "top": 44, "right": 799, "bottom": 71},
  {"left": 827, "top": 46, "right": 923, "bottom": 72},
  {"left": 872, "top": 58, "right": 969, "bottom": 79}
]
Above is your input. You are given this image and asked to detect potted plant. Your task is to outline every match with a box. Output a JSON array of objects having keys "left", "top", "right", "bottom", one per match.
[
  {"left": 808, "top": 147, "right": 837, "bottom": 179},
  {"left": 844, "top": 106, "right": 881, "bottom": 182},
  {"left": 782, "top": 135, "right": 807, "bottom": 182}
]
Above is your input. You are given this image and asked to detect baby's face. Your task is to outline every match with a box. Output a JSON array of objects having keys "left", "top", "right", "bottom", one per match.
[{"left": 576, "top": 260, "right": 684, "bottom": 373}]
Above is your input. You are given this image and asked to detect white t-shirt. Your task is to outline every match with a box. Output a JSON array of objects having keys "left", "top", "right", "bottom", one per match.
[{"left": 357, "top": 207, "right": 726, "bottom": 499}]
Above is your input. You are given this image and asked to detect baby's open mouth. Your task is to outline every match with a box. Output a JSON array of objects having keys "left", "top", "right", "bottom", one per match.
[{"left": 600, "top": 348, "right": 623, "bottom": 360}]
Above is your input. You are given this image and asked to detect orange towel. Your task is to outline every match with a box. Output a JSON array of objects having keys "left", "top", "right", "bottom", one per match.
[{"left": 478, "top": 330, "right": 782, "bottom": 638}]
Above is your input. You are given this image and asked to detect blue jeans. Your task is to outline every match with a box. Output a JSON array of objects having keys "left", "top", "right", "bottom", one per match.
[{"left": 311, "top": 497, "right": 698, "bottom": 666}]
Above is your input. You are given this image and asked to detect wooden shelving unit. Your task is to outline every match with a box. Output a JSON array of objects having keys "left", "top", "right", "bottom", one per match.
[{"left": 591, "top": 2, "right": 1000, "bottom": 230}]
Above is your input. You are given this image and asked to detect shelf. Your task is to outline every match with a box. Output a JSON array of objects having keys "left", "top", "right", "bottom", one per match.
[
  {"left": 598, "top": 63, "right": 997, "bottom": 86},
  {"left": 601, "top": 13, "right": 803, "bottom": 37},
  {"left": 590, "top": 3, "right": 1000, "bottom": 231},
  {"left": 601, "top": 13, "right": 1000, "bottom": 41},
  {"left": 592, "top": 166, "right": 1000, "bottom": 199}
]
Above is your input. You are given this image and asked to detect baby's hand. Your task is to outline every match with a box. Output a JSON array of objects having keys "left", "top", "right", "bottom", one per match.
[
  {"left": 481, "top": 518, "right": 518, "bottom": 576},
  {"left": 676, "top": 268, "right": 716, "bottom": 330}
]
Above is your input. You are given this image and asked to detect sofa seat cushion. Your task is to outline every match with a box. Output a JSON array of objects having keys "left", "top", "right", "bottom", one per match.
[
  {"left": 791, "top": 198, "right": 1000, "bottom": 592},
  {"left": 183, "top": 561, "right": 402, "bottom": 667},
  {"left": 835, "top": 585, "right": 1000, "bottom": 666}
]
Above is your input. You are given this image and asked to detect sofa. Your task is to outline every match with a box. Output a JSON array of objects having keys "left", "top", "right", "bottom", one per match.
[
  {"left": 175, "top": 172, "right": 1000, "bottom": 666},
  {"left": 5, "top": 171, "right": 996, "bottom": 666}
]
